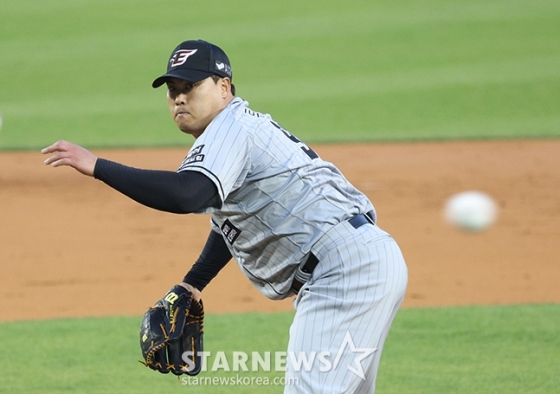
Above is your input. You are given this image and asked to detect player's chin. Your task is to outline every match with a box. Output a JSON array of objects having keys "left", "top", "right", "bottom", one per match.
[
  {"left": 177, "top": 123, "right": 200, "bottom": 137},
  {"left": 174, "top": 118, "right": 191, "bottom": 131}
]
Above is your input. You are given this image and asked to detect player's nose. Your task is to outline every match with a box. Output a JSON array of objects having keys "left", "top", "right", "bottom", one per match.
[{"left": 174, "top": 92, "right": 188, "bottom": 105}]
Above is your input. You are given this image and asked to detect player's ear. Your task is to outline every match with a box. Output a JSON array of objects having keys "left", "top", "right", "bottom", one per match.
[{"left": 220, "top": 77, "right": 232, "bottom": 98}]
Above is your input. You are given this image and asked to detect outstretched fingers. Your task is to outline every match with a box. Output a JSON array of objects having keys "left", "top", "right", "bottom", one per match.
[{"left": 41, "top": 140, "right": 98, "bottom": 176}]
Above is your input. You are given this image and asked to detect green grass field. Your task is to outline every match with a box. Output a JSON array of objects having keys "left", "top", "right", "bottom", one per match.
[
  {"left": 1, "top": 0, "right": 559, "bottom": 393},
  {"left": 1, "top": 0, "right": 559, "bottom": 149},
  {"left": 1, "top": 305, "right": 559, "bottom": 393}
]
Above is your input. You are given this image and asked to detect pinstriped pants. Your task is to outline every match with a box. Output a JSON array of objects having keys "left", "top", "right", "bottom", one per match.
[{"left": 285, "top": 221, "right": 408, "bottom": 393}]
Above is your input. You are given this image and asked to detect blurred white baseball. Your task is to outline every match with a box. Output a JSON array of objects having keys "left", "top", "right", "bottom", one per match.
[{"left": 444, "top": 191, "right": 498, "bottom": 231}]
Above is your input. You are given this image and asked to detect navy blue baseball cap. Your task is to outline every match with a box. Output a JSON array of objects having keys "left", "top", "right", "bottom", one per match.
[{"left": 152, "top": 40, "right": 233, "bottom": 88}]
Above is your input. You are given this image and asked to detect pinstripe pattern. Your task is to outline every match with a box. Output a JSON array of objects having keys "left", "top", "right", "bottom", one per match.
[
  {"left": 178, "top": 97, "right": 407, "bottom": 391},
  {"left": 286, "top": 222, "right": 408, "bottom": 393},
  {"left": 178, "top": 98, "right": 378, "bottom": 300}
]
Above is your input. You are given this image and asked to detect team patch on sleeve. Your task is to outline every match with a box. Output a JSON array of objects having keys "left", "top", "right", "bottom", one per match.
[
  {"left": 221, "top": 219, "right": 241, "bottom": 245},
  {"left": 182, "top": 145, "right": 205, "bottom": 166}
]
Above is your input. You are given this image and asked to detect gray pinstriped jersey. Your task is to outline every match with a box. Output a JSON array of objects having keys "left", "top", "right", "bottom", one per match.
[{"left": 178, "top": 98, "right": 375, "bottom": 299}]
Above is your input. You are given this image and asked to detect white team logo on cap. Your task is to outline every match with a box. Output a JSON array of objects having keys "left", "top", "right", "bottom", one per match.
[
  {"left": 170, "top": 49, "right": 198, "bottom": 67},
  {"left": 215, "top": 61, "right": 232, "bottom": 76}
]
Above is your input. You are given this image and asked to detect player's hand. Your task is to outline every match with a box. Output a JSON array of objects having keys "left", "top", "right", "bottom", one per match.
[
  {"left": 180, "top": 282, "right": 202, "bottom": 302},
  {"left": 42, "top": 140, "right": 98, "bottom": 177}
]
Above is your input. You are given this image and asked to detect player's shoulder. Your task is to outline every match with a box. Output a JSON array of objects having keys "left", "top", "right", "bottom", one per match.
[
  {"left": 227, "top": 98, "right": 272, "bottom": 129},
  {"left": 208, "top": 97, "right": 285, "bottom": 146}
]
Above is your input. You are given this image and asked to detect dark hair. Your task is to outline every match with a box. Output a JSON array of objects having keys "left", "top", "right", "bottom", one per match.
[{"left": 211, "top": 75, "right": 236, "bottom": 96}]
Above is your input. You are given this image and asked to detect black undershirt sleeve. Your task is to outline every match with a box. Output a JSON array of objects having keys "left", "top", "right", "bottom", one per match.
[
  {"left": 183, "top": 230, "right": 232, "bottom": 291},
  {"left": 93, "top": 158, "right": 228, "bottom": 289},
  {"left": 93, "top": 158, "right": 221, "bottom": 213}
]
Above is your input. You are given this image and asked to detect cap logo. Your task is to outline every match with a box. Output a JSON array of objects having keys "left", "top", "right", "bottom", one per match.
[
  {"left": 170, "top": 49, "right": 198, "bottom": 67},
  {"left": 215, "top": 61, "right": 232, "bottom": 76}
]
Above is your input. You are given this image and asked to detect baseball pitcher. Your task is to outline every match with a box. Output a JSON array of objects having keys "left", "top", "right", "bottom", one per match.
[{"left": 42, "top": 39, "right": 408, "bottom": 393}]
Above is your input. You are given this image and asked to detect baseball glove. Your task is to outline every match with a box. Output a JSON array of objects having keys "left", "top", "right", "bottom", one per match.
[{"left": 139, "top": 285, "right": 204, "bottom": 375}]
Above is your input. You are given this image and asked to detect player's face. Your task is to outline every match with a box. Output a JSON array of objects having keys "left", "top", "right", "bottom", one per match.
[{"left": 166, "top": 77, "right": 230, "bottom": 138}]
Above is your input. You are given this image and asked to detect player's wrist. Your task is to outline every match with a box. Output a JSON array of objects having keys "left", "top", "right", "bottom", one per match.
[{"left": 179, "top": 281, "right": 202, "bottom": 301}]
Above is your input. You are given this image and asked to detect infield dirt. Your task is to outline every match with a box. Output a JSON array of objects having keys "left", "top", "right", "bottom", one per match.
[{"left": 1, "top": 139, "right": 559, "bottom": 321}]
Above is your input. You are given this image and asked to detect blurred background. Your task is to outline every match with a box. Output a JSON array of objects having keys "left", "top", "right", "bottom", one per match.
[{"left": 1, "top": 0, "right": 559, "bottom": 149}]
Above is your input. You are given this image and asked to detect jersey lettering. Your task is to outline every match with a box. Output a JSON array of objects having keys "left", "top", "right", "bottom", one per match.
[
  {"left": 270, "top": 121, "right": 319, "bottom": 160},
  {"left": 183, "top": 145, "right": 205, "bottom": 166},
  {"left": 244, "top": 108, "right": 263, "bottom": 117},
  {"left": 221, "top": 219, "right": 241, "bottom": 245}
]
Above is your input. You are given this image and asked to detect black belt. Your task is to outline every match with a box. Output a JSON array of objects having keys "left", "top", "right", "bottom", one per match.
[{"left": 291, "top": 211, "right": 374, "bottom": 293}]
